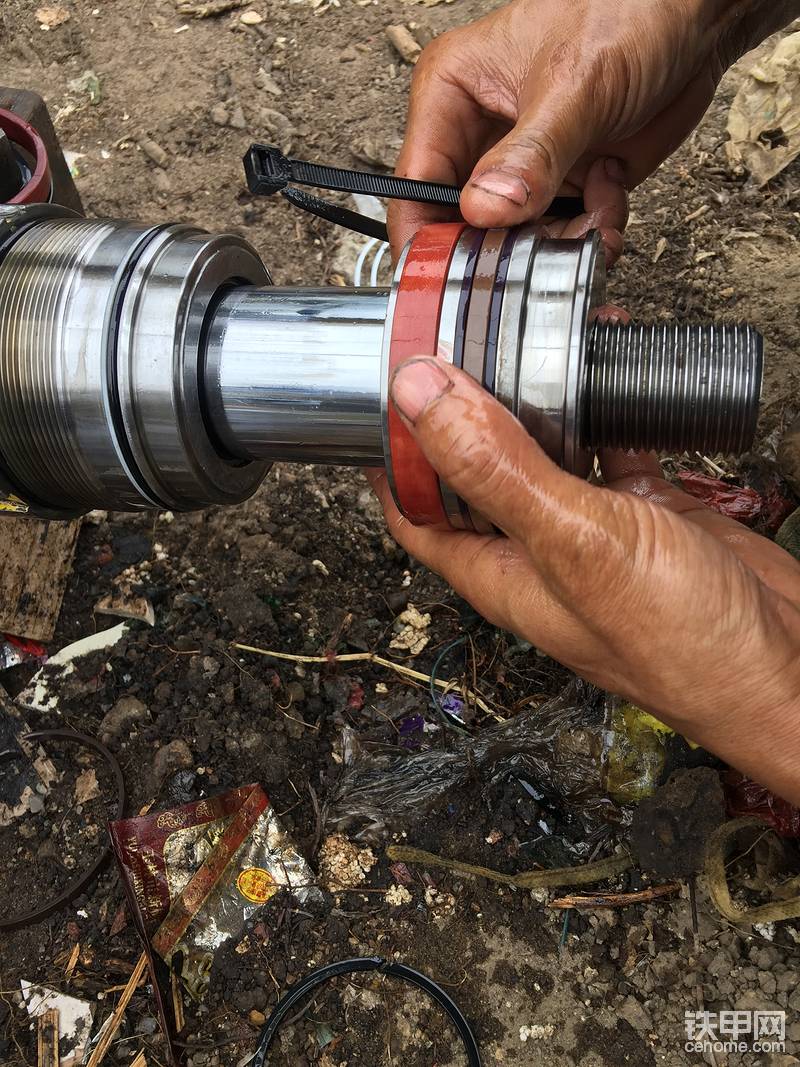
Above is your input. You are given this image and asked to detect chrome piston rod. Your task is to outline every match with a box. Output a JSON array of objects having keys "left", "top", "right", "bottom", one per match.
[
  {"left": 0, "top": 205, "right": 762, "bottom": 522},
  {"left": 205, "top": 287, "right": 387, "bottom": 467}
]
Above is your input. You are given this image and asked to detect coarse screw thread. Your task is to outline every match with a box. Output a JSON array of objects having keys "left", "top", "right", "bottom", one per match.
[{"left": 583, "top": 321, "right": 763, "bottom": 455}]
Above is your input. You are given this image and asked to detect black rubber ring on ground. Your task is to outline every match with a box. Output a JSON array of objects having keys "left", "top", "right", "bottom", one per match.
[
  {"left": 252, "top": 956, "right": 482, "bottom": 1067},
  {"left": 0, "top": 729, "right": 126, "bottom": 931}
]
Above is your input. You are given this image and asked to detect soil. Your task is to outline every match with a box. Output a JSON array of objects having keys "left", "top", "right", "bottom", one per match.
[{"left": 1, "top": 3, "right": 800, "bottom": 1067}]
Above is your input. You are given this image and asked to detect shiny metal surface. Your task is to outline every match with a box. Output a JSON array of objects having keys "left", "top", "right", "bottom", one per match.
[
  {"left": 584, "top": 321, "right": 763, "bottom": 454},
  {"left": 117, "top": 227, "right": 271, "bottom": 509},
  {"left": 495, "top": 226, "right": 537, "bottom": 415},
  {"left": 206, "top": 287, "right": 387, "bottom": 466},
  {"left": 0, "top": 216, "right": 167, "bottom": 511},
  {"left": 0, "top": 209, "right": 765, "bottom": 523},
  {"left": 517, "top": 233, "right": 604, "bottom": 472}
]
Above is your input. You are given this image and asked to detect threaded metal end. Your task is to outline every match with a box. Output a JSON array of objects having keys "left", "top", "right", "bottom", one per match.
[{"left": 582, "top": 322, "right": 763, "bottom": 455}]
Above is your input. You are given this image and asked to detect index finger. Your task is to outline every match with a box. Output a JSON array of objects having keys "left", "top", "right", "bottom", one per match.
[{"left": 389, "top": 55, "right": 493, "bottom": 257}]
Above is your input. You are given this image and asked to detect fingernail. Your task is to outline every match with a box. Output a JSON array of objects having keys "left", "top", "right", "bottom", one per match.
[
  {"left": 390, "top": 358, "right": 452, "bottom": 424},
  {"left": 470, "top": 169, "right": 529, "bottom": 206},
  {"left": 604, "top": 157, "right": 626, "bottom": 183}
]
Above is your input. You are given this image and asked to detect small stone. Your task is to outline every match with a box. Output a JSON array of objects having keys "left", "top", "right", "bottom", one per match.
[
  {"left": 617, "top": 995, "right": 652, "bottom": 1032},
  {"left": 759, "top": 972, "right": 778, "bottom": 996},
  {"left": 99, "top": 695, "right": 149, "bottom": 741},
  {"left": 229, "top": 105, "right": 247, "bottom": 130},
  {"left": 28, "top": 795, "right": 44, "bottom": 814},
  {"left": 240, "top": 9, "right": 263, "bottom": 23},
  {"left": 248, "top": 1009, "right": 265, "bottom": 1026},
  {"left": 152, "top": 739, "right": 193, "bottom": 784},
  {"left": 211, "top": 103, "right": 229, "bottom": 127},
  {"left": 152, "top": 169, "right": 171, "bottom": 195},
  {"left": 706, "top": 949, "right": 733, "bottom": 978},
  {"left": 339, "top": 45, "right": 357, "bottom": 62},
  {"left": 202, "top": 656, "right": 221, "bottom": 677},
  {"left": 752, "top": 945, "right": 782, "bottom": 970}
]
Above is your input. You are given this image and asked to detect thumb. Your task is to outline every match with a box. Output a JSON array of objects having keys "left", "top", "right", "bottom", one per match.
[
  {"left": 389, "top": 356, "right": 601, "bottom": 548},
  {"left": 460, "top": 95, "right": 592, "bottom": 227}
]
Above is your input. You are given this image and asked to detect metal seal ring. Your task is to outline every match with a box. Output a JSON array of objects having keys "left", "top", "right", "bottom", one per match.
[
  {"left": 436, "top": 228, "right": 480, "bottom": 531},
  {"left": 117, "top": 228, "right": 273, "bottom": 510},
  {"left": 517, "top": 233, "right": 605, "bottom": 472},
  {"left": 461, "top": 228, "right": 507, "bottom": 384},
  {"left": 564, "top": 230, "right": 604, "bottom": 476},
  {"left": 385, "top": 223, "right": 465, "bottom": 525},
  {"left": 460, "top": 229, "right": 508, "bottom": 535},
  {"left": 495, "top": 225, "right": 538, "bottom": 417},
  {"left": 0, "top": 730, "right": 126, "bottom": 932},
  {"left": 252, "top": 957, "right": 481, "bottom": 1067}
]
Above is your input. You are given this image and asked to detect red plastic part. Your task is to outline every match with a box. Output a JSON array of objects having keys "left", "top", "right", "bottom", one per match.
[
  {"left": 388, "top": 223, "right": 465, "bottom": 525},
  {"left": 0, "top": 107, "right": 52, "bottom": 205}
]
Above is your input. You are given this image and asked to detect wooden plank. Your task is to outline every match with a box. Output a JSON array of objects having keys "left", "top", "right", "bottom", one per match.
[
  {"left": 0, "top": 519, "right": 80, "bottom": 641},
  {"left": 37, "top": 1008, "right": 59, "bottom": 1067}
]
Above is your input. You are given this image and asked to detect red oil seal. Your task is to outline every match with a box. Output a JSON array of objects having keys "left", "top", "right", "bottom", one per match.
[
  {"left": 0, "top": 108, "right": 52, "bottom": 205},
  {"left": 388, "top": 222, "right": 465, "bottom": 525}
]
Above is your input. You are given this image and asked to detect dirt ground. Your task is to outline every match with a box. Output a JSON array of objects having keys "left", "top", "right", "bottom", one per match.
[{"left": 2, "top": 2, "right": 800, "bottom": 1066}]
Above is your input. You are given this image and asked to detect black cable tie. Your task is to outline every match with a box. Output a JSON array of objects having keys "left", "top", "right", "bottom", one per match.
[
  {"left": 280, "top": 187, "right": 388, "bottom": 243},
  {"left": 244, "top": 143, "right": 585, "bottom": 236}
]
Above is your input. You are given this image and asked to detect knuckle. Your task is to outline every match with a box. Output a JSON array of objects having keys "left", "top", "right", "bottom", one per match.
[{"left": 508, "top": 127, "right": 560, "bottom": 178}]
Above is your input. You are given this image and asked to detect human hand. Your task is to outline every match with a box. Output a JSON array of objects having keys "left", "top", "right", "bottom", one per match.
[
  {"left": 368, "top": 355, "right": 800, "bottom": 805},
  {"left": 389, "top": 0, "right": 798, "bottom": 256}
]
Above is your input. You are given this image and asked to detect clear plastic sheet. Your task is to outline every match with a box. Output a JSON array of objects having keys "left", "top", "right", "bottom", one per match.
[{"left": 327, "top": 679, "right": 624, "bottom": 851}]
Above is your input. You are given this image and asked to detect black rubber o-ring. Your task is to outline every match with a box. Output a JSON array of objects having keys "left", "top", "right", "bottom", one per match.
[
  {"left": 0, "top": 729, "right": 126, "bottom": 932},
  {"left": 252, "top": 956, "right": 481, "bottom": 1067}
]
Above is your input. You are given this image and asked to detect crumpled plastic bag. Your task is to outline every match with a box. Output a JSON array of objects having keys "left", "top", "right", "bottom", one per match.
[
  {"left": 727, "top": 31, "right": 800, "bottom": 185},
  {"left": 326, "top": 679, "right": 623, "bottom": 852}
]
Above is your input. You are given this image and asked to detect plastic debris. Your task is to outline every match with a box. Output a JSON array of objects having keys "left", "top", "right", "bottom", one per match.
[
  {"left": 0, "top": 694, "right": 57, "bottom": 826},
  {"left": 724, "top": 770, "right": 800, "bottom": 837},
  {"left": 0, "top": 633, "right": 48, "bottom": 672},
  {"left": 727, "top": 31, "right": 800, "bottom": 185},
  {"left": 67, "top": 70, "right": 102, "bottom": 105},
  {"left": 677, "top": 471, "right": 764, "bottom": 524},
  {"left": 601, "top": 701, "right": 676, "bottom": 804},
  {"left": 20, "top": 622, "right": 129, "bottom": 714},
  {"left": 21, "top": 982, "right": 93, "bottom": 1067},
  {"left": 110, "top": 785, "right": 320, "bottom": 1000},
  {"left": 327, "top": 679, "right": 624, "bottom": 847}
]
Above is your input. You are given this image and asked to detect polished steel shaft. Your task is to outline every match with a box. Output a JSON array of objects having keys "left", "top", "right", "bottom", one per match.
[{"left": 206, "top": 287, "right": 387, "bottom": 466}]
